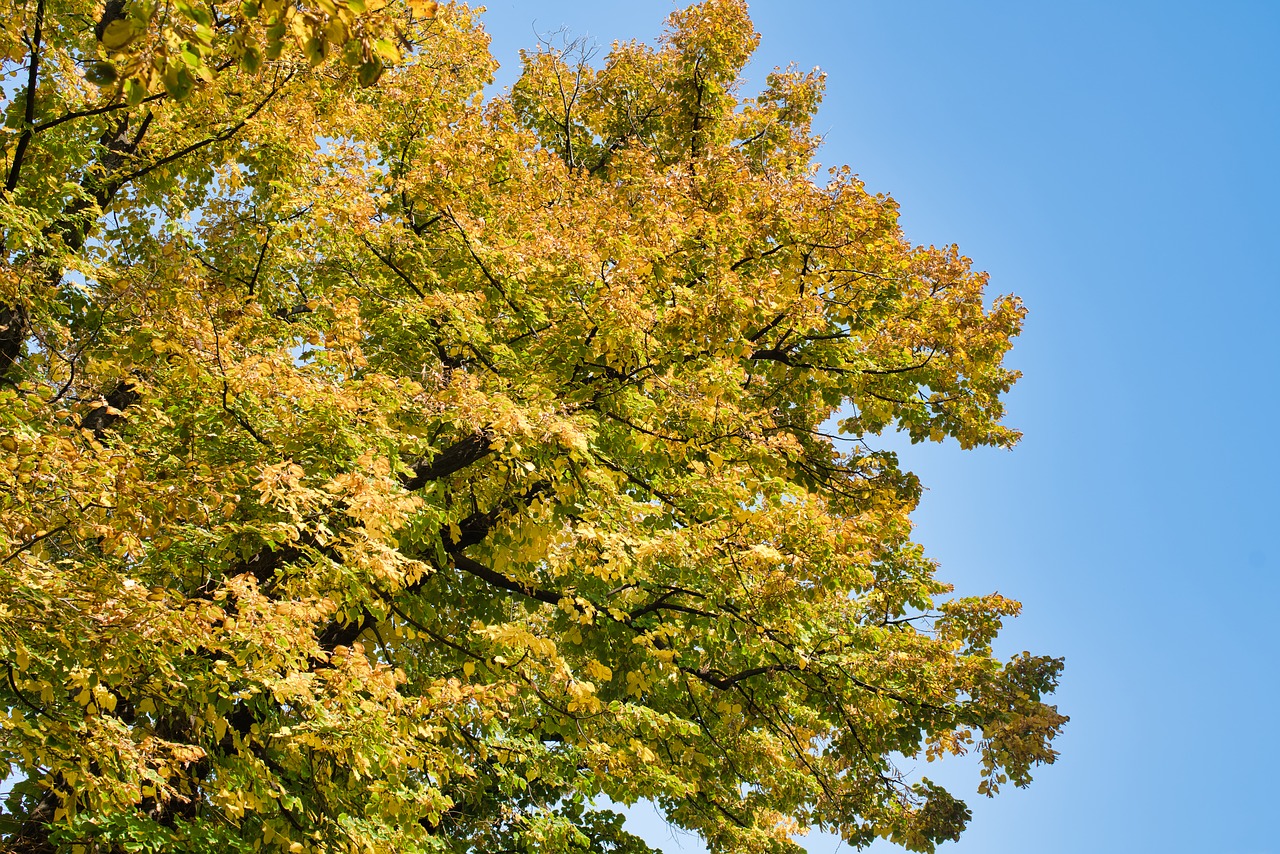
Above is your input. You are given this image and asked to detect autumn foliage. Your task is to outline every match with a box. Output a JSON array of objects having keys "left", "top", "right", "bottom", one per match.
[{"left": 0, "top": 1, "right": 1064, "bottom": 852}]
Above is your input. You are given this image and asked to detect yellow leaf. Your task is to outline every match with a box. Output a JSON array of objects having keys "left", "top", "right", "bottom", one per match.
[
  {"left": 304, "top": 36, "right": 326, "bottom": 66},
  {"left": 100, "top": 19, "right": 139, "bottom": 51},
  {"left": 373, "top": 38, "right": 400, "bottom": 64}
]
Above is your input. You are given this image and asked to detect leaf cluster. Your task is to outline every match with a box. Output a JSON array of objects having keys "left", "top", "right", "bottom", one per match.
[{"left": 0, "top": 2, "right": 1063, "bottom": 852}]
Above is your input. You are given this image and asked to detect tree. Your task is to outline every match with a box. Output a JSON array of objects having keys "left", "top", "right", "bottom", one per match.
[{"left": 0, "top": 0, "right": 1066, "bottom": 851}]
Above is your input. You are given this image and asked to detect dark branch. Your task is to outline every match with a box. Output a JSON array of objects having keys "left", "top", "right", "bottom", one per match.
[
  {"left": 4, "top": 0, "right": 46, "bottom": 194},
  {"left": 359, "top": 233, "right": 425, "bottom": 298},
  {"left": 400, "top": 431, "right": 494, "bottom": 491},
  {"left": 451, "top": 553, "right": 561, "bottom": 606},
  {"left": 33, "top": 92, "right": 166, "bottom": 136},
  {"left": 79, "top": 379, "right": 140, "bottom": 440},
  {"left": 115, "top": 77, "right": 292, "bottom": 189}
]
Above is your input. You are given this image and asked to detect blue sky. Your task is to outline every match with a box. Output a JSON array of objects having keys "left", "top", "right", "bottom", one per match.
[{"left": 480, "top": 2, "right": 1280, "bottom": 852}]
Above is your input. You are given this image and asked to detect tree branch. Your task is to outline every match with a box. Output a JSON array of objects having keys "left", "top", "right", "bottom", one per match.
[
  {"left": 450, "top": 553, "right": 561, "bottom": 606},
  {"left": 359, "top": 233, "right": 425, "bottom": 298},
  {"left": 33, "top": 92, "right": 167, "bottom": 136},
  {"left": 4, "top": 0, "right": 46, "bottom": 194},
  {"left": 79, "top": 379, "right": 140, "bottom": 440},
  {"left": 114, "top": 76, "right": 293, "bottom": 189},
  {"left": 400, "top": 431, "right": 494, "bottom": 491}
]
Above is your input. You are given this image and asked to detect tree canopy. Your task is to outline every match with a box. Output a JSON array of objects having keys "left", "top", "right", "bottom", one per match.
[{"left": 0, "top": 1, "right": 1066, "bottom": 851}]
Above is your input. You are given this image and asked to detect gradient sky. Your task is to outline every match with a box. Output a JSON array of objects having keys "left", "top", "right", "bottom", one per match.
[{"left": 478, "top": 3, "right": 1280, "bottom": 852}]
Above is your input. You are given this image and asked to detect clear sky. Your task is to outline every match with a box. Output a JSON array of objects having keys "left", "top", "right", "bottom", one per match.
[{"left": 480, "top": 3, "right": 1280, "bottom": 852}]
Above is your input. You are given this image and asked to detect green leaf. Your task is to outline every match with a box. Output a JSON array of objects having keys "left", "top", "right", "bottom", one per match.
[
  {"left": 124, "top": 77, "right": 147, "bottom": 106},
  {"left": 162, "top": 65, "right": 195, "bottom": 100},
  {"left": 84, "top": 62, "right": 119, "bottom": 87},
  {"left": 304, "top": 36, "right": 326, "bottom": 67},
  {"left": 100, "top": 19, "right": 139, "bottom": 51},
  {"left": 357, "top": 57, "right": 383, "bottom": 87},
  {"left": 175, "top": 0, "right": 212, "bottom": 27},
  {"left": 241, "top": 44, "right": 262, "bottom": 75},
  {"left": 342, "top": 38, "right": 362, "bottom": 67}
]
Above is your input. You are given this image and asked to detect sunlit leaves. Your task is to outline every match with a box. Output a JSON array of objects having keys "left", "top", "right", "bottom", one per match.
[
  {"left": 0, "top": 1, "right": 1061, "bottom": 852},
  {"left": 80, "top": 0, "right": 431, "bottom": 103}
]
